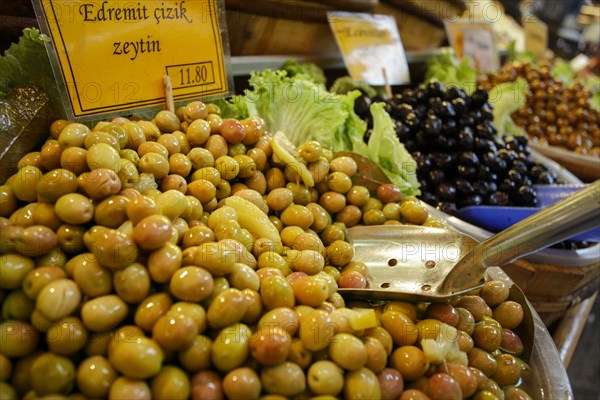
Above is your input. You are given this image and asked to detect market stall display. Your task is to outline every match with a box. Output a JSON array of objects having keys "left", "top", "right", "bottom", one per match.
[{"left": 0, "top": 102, "right": 556, "bottom": 399}]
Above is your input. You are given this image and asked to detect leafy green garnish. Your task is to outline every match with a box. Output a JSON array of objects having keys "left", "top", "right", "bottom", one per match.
[
  {"left": 363, "top": 103, "right": 420, "bottom": 196},
  {"left": 489, "top": 77, "right": 528, "bottom": 137},
  {"left": 424, "top": 50, "right": 477, "bottom": 95},
  {"left": 0, "top": 28, "right": 61, "bottom": 112},
  {"left": 330, "top": 76, "right": 379, "bottom": 98},
  {"left": 281, "top": 60, "right": 327, "bottom": 85}
]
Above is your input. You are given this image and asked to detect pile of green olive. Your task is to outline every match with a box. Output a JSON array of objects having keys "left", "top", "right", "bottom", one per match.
[{"left": 0, "top": 102, "right": 533, "bottom": 399}]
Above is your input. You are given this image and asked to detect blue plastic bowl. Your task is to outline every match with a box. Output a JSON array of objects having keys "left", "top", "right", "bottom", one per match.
[{"left": 456, "top": 185, "right": 600, "bottom": 242}]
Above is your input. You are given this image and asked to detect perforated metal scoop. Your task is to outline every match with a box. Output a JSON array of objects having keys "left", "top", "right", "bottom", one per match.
[{"left": 339, "top": 180, "right": 600, "bottom": 302}]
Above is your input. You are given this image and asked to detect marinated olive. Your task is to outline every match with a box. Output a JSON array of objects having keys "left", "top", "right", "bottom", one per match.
[{"left": 261, "top": 361, "right": 306, "bottom": 397}]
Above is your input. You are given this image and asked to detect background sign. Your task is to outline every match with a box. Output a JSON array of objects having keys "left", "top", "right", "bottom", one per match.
[
  {"left": 33, "top": 0, "right": 231, "bottom": 120},
  {"left": 328, "top": 12, "right": 410, "bottom": 85},
  {"left": 446, "top": 20, "right": 500, "bottom": 73}
]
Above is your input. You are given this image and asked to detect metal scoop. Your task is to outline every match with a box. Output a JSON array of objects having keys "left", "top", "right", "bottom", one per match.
[{"left": 339, "top": 180, "right": 600, "bottom": 302}]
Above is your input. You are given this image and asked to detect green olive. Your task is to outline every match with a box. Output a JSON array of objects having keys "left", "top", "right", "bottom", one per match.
[
  {"left": 261, "top": 361, "right": 306, "bottom": 397},
  {"left": 36, "top": 278, "right": 81, "bottom": 321},
  {"left": 154, "top": 110, "right": 181, "bottom": 133},
  {"left": 13, "top": 225, "right": 58, "bottom": 257},
  {"left": 46, "top": 317, "right": 88, "bottom": 355},
  {"left": 113, "top": 263, "right": 150, "bottom": 303},
  {"left": 152, "top": 312, "right": 198, "bottom": 351},
  {"left": 344, "top": 367, "right": 381, "bottom": 399},
  {"left": 86, "top": 143, "right": 120, "bottom": 173},
  {"left": 58, "top": 123, "right": 90, "bottom": 149},
  {"left": 148, "top": 242, "right": 182, "bottom": 283},
  {"left": 72, "top": 255, "right": 112, "bottom": 298},
  {"left": 169, "top": 266, "right": 214, "bottom": 302},
  {"left": 0, "top": 253, "right": 34, "bottom": 290},
  {"left": 30, "top": 352, "right": 76, "bottom": 395},
  {"left": 0, "top": 186, "right": 18, "bottom": 218},
  {"left": 109, "top": 377, "right": 152, "bottom": 399},
  {"left": 109, "top": 336, "right": 163, "bottom": 379},
  {"left": 307, "top": 360, "right": 344, "bottom": 396},
  {"left": 178, "top": 334, "right": 213, "bottom": 372},
  {"left": 211, "top": 323, "right": 251, "bottom": 371},
  {"left": 0, "top": 320, "right": 38, "bottom": 358},
  {"left": 0, "top": 354, "right": 12, "bottom": 382},
  {"left": 94, "top": 195, "right": 129, "bottom": 228},
  {"left": 151, "top": 365, "right": 191, "bottom": 400},
  {"left": 300, "top": 309, "right": 334, "bottom": 352},
  {"left": 260, "top": 275, "right": 295, "bottom": 310},
  {"left": 222, "top": 367, "right": 261, "bottom": 399},
  {"left": 78, "top": 168, "right": 122, "bottom": 201},
  {"left": 36, "top": 168, "right": 79, "bottom": 203},
  {"left": 83, "top": 226, "right": 138, "bottom": 270},
  {"left": 76, "top": 355, "right": 117, "bottom": 398},
  {"left": 11, "top": 166, "right": 42, "bottom": 202},
  {"left": 81, "top": 295, "right": 128, "bottom": 332}
]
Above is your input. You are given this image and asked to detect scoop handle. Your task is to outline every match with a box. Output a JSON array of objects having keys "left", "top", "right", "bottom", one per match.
[{"left": 442, "top": 180, "right": 600, "bottom": 294}]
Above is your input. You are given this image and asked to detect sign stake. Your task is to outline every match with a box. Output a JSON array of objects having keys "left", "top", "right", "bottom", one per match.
[{"left": 164, "top": 75, "right": 175, "bottom": 114}]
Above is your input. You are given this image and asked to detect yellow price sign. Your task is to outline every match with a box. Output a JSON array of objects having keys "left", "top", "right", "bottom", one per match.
[{"left": 33, "top": 0, "right": 231, "bottom": 120}]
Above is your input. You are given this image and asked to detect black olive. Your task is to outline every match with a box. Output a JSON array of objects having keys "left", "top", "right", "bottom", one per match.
[
  {"left": 429, "top": 169, "right": 446, "bottom": 185},
  {"left": 445, "top": 137, "right": 458, "bottom": 150},
  {"left": 487, "top": 191, "right": 510, "bottom": 206},
  {"left": 514, "top": 185, "right": 537, "bottom": 207},
  {"left": 404, "top": 139, "right": 418, "bottom": 152},
  {"left": 432, "top": 100, "right": 456, "bottom": 118},
  {"left": 420, "top": 192, "right": 438, "bottom": 205},
  {"left": 436, "top": 182, "right": 457, "bottom": 201},
  {"left": 511, "top": 160, "right": 528, "bottom": 175},
  {"left": 476, "top": 165, "right": 491, "bottom": 180},
  {"left": 536, "top": 171, "right": 555, "bottom": 184},
  {"left": 432, "top": 153, "right": 453, "bottom": 170},
  {"left": 354, "top": 95, "right": 372, "bottom": 117},
  {"left": 393, "top": 104, "right": 412, "bottom": 120},
  {"left": 441, "top": 120, "right": 457, "bottom": 135},
  {"left": 475, "top": 137, "right": 497, "bottom": 153},
  {"left": 458, "top": 195, "right": 483, "bottom": 208},
  {"left": 499, "top": 178, "right": 516, "bottom": 193},
  {"left": 427, "top": 81, "right": 445, "bottom": 97},
  {"left": 508, "top": 169, "right": 523, "bottom": 186},
  {"left": 451, "top": 97, "right": 468, "bottom": 114},
  {"left": 458, "top": 129, "right": 475, "bottom": 149},
  {"left": 395, "top": 122, "right": 411, "bottom": 140},
  {"left": 437, "top": 201, "right": 458, "bottom": 216},
  {"left": 456, "top": 177, "right": 475, "bottom": 195},
  {"left": 444, "top": 86, "right": 467, "bottom": 100},
  {"left": 415, "top": 87, "right": 429, "bottom": 103},
  {"left": 434, "top": 135, "right": 448, "bottom": 148},
  {"left": 483, "top": 152, "right": 507, "bottom": 173},
  {"left": 423, "top": 115, "right": 442, "bottom": 135},
  {"left": 415, "top": 131, "right": 428, "bottom": 146},
  {"left": 415, "top": 156, "right": 432, "bottom": 173},
  {"left": 473, "top": 180, "right": 491, "bottom": 196},
  {"left": 457, "top": 115, "right": 475, "bottom": 128},
  {"left": 471, "top": 89, "right": 489, "bottom": 107},
  {"left": 457, "top": 164, "right": 478, "bottom": 178},
  {"left": 404, "top": 113, "right": 421, "bottom": 128},
  {"left": 458, "top": 151, "right": 480, "bottom": 167}
]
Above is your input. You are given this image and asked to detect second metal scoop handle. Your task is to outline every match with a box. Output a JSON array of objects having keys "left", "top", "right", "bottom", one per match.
[{"left": 441, "top": 180, "right": 600, "bottom": 295}]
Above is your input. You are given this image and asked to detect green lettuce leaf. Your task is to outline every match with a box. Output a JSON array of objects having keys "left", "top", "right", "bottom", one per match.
[
  {"left": 281, "top": 60, "right": 327, "bottom": 85},
  {"left": 0, "top": 28, "right": 61, "bottom": 113},
  {"left": 242, "top": 69, "right": 349, "bottom": 151},
  {"left": 489, "top": 77, "right": 528, "bottom": 137},
  {"left": 424, "top": 50, "right": 477, "bottom": 95},
  {"left": 362, "top": 102, "right": 420, "bottom": 196},
  {"left": 330, "top": 76, "right": 379, "bottom": 98}
]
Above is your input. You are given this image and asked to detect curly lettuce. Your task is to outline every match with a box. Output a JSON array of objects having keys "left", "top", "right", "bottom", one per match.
[
  {"left": 489, "top": 77, "right": 528, "bottom": 137},
  {"left": 424, "top": 50, "right": 477, "bottom": 95},
  {"left": 363, "top": 103, "right": 420, "bottom": 196}
]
